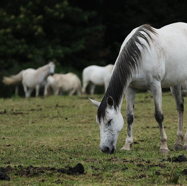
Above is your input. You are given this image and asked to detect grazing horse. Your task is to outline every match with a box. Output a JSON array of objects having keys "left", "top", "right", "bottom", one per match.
[
  {"left": 44, "top": 73, "right": 82, "bottom": 96},
  {"left": 3, "top": 62, "right": 55, "bottom": 97},
  {"left": 82, "top": 64, "right": 113, "bottom": 94},
  {"left": 90, "top": 22, "right": 187, "bottom": 154}
]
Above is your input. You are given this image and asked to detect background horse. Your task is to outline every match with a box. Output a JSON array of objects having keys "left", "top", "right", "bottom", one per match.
[
  {"left": 3, "top": 62, "right": 55, "bottom": 97},
  {"left": 90, "top": 22, "right": 187, "bottom": 154},
  {"left": 82, "top": 64, "right": 113, "bottom": 94},
  {"left": 44, "top": 73, "right": 81, "bottom": 96}
]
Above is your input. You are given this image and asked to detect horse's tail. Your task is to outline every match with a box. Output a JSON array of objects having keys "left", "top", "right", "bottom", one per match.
[{"left": 3, "top": 71, "right": 23, "bottom": 85}]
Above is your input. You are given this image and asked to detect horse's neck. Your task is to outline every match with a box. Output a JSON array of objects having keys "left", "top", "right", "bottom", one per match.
[
  {"left": 113, "top": 76, "right": 132, "bottom": 111},
  {"left": 36, "top": 65, "right": 49, "bottom": 79}
]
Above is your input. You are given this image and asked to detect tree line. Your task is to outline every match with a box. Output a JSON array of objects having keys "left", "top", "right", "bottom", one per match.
[{"left": 1, "top": 0, "right": 187, "bottom": 97}]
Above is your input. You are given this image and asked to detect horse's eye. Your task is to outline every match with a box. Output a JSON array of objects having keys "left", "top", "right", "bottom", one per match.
[{"left": 107, "top": 119, "right": 112, "bottom": 126}]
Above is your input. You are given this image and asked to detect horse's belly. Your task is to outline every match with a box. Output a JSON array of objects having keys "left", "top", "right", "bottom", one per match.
[
  {"left": 161, "top": 75, "right": 187, "bottom": 88},
  {"left": 23, "top": 72, "right": 39, "bottom": 88},
  {"left": 90, "top": 78, "right": 104, "bottom": 85},
  {"left": 129, "top": 80, "right": 149, "bottom": 89}
]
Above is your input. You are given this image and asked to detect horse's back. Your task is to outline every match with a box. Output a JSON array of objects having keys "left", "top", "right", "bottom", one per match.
[
  {"left": 66, "top": 73, "right": 81, "bottom": 87},
  {"left": 52, "top": 73, "right": 81, "bottom": 91},
  {"left": 157, "top": 22, "right": 187, "bottom": 86},
  {"left": 128, "top": 22, "right": 187, "bottom": 89},
  {"left": 83, "top": 65, "right": 112, "bottom": 85}
]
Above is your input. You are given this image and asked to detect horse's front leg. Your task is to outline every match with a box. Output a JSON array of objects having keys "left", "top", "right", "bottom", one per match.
[
  {"left": 35, "top": 85, "right": 40, "bottom": 97},
  {"left": 44, "top": 83, "right": 49, "bottom": 96},
  {"left": 151, "top": 82, "right": 169, "bottom": 153},
  {"left": 170, "top": 85, "right": 184, "bottom": 150},
  {"left": 121, "top": 87, "right": 136, "bottom": 151},
  {"left": 23, "top": 84, "right": 28, "bottom": 97}
]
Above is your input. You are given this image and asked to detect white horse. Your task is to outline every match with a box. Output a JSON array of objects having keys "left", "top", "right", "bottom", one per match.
[
  {"left": 82, "top": 64, "right": 113, "bottom": 94},
  {"left": 90, "top": 22, "right": 187, "bottom": 154},
  {"left": 44, "top": 73, "right": 82, "bottom": 96},
  {"left": 3, "top": 62, "right": 55, "bottom": 97}
]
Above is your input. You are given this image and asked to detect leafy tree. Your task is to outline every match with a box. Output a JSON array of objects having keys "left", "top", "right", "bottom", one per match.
[{"left": 0, "top": 0, "right": 105, "bottom": 97}]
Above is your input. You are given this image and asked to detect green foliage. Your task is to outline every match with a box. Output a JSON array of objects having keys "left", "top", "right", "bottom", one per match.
[{"left": 0, "top": 0, "right": 105, "bottom": 71}]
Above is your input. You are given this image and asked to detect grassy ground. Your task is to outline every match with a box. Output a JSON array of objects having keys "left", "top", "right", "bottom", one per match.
[{"left": 0, "top": 92, "right": 187, "bottom": 185}]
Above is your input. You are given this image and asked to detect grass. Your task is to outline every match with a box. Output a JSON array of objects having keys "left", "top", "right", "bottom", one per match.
[{"left": 0, "top": 92, "right": 187, "bottom": 185}]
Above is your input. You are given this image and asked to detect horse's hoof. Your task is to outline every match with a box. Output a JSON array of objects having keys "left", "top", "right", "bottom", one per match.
[
  {"left": 159, "top": 149, "right": 170, "bottom": 154},
  {"left": 183, "top": 145, "right": 187, "bottom": 150},
  {"left": 120, "top": 147, "right": 130, "bottom": 151},
  {"left": 173, "top": 143, "right": 183, "bottom": 150}
]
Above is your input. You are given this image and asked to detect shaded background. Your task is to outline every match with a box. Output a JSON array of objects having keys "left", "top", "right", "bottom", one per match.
[{"left": 1, "top": 0, "right": 187, "bottom": 97}]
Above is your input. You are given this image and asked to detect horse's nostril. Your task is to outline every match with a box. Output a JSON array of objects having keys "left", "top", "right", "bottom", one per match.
[
  {"left": 111, "top": 146, "right": 115, "bottom": 154},
  {"left": 101, "top": 146, "right": 110, "bottom": 153},
  {"left": 106, "top": 147, "right": 110, "bottom": 152}
]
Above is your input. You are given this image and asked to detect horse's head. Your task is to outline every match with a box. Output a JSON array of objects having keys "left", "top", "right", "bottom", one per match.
[
  {"left": 90, "top": 96, "right": 124, "bottom": 154},
  {"left": 48, "top": 62, "right": 55, "bottom": 75}
]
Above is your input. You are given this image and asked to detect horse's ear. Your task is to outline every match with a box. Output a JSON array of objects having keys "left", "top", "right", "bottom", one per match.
[
  {"left": 106, "top": 96, "right": 114, "bottom": 107},
  {"left": 89, "top": 98, "right": 100, "bottom": 108}
]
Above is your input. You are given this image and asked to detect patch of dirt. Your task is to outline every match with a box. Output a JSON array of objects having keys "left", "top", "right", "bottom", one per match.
[
  {"left": 29, "top": 108, "right": 42, "bottom": 111},
  {"left": 0, "top": 163, "right": 84, "bottom": 181},
  {"left": 106, "top": 157, "right": 118, "bottom": 162},
  {"left": 55, "top": 104, "right": 68, "bottom": 108},
  {"left": 11, "top": 112, "right": 27, "bottom": 115},
  {"left": 0, "top": 168, "right": 10, "bottom": 181},
  {"left": 137, "top": 174, "right": 146, "bottom": 179},
  {"left": 181, "top": 169, "right": 187, "bottom": 175},
  {"left": 0, "top": 109, "right": 29, "bottom": 115},
  {"left": 57, "top": 163, "right": 84, "bottom": 175},
  {"left": 54, "top": 179, "right": 63, "bottom": 184},
  {"left": 0, "top": 110, "right": 6, "bottom": 114},
  {"left": 162, "top": 155, "right": 187, "bottom": 162}
]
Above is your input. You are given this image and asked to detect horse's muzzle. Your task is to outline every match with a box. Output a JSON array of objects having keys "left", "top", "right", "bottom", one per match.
[
  {"left": 101, "top": 146, "right": 115, "bottom": 154},
  {"left": 50, "top": 73, "right": 54, "bottom": 76}
]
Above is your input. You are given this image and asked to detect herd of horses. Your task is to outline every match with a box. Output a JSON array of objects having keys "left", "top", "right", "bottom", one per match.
[
  {"left": 3, "top": 22, "right": 187, "bottom": 155},
  {"left": 3, "top": 63, "right": 114, "bottom": 97}
]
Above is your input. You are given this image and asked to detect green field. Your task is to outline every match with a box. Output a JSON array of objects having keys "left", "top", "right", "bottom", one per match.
[{"left": 1, "top": 92, "right": 187, "bottom": 185}]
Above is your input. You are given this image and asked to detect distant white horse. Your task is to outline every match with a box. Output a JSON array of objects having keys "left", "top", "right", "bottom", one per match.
[
  {"left": 82, "top": 64, "right": 113, "bottom": 94},
  {"left": 3, "top": 62, "right": 55, "bottom": 97},
  {"left": 44, "top": 73, "right": 82, "bottom": 96},
  {"left": 90, "top": 22, "right": 187, "bottom": 154}
]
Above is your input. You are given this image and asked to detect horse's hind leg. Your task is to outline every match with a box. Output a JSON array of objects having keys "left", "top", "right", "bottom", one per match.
[
  {"left": 121, "top": 87, "right": 136, "bottom": 151},
  {"left": 23, "top": 84, "right": 28, "bottom": 97},
  {"left": 54, "top": 88, "right": 60, "bottom": 95},
  {"left": 170, "top": 85, "right": 184, "bottom": 150},
  {"left": 69, "top": 88, "right": 76, "bottom": 96},
  {"left": 150, "top": 82, "right": 169, "bottom": 153},
  {"left": 23, "top": 84, "right": 32, "bottom": 97},
  {"left": 76, "top": 87, "right": 81, "bottom": 96},
  {"left": 82, "top": 80, "right": 88, "bottom": 94},
  {"left": 27, "top": 88, "right": 33, "bottom": 97},
  {"left": 90, "top": 84, "right": 95, "bottom": 95}
]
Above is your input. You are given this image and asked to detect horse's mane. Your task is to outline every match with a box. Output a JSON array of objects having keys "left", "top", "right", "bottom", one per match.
[{"left": 97, "top": 24, "right": 157, "bottom": 122}]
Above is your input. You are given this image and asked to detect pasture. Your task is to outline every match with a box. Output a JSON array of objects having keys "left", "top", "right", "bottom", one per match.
[{"left": 1, "top": 92, "right": 187, "bottom": 185}]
